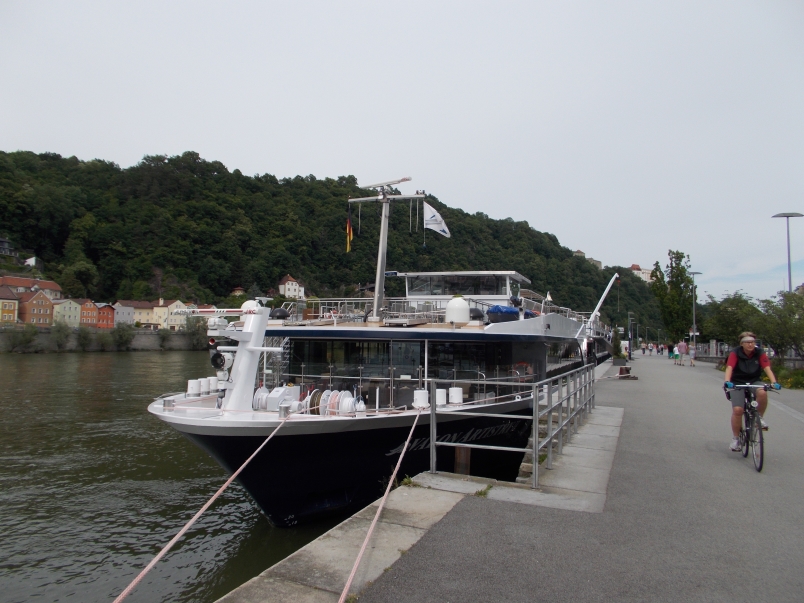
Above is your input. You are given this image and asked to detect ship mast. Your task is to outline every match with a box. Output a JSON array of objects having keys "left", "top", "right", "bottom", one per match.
[{"left": 348, "top": 178, "right": 425, "bottom": 320}]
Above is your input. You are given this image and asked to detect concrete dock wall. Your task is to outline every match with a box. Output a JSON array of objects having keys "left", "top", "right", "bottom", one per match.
[{"left": 0, "top": 329, "right": 198, "bottom": 352}]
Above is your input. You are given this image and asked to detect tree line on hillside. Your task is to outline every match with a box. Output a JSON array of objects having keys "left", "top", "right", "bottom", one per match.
[{"left": 0, "top": 150, "right": 661, "bottom": 327}]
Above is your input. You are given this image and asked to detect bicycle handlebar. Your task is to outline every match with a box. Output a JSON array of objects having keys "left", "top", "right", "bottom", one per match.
[{"left": 730, "top": 384, "right": 770, "bottom": 390}]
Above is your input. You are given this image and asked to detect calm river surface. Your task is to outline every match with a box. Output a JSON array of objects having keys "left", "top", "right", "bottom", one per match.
[{"left": 0, "top": 352, "right": 341, "bottom": 603}]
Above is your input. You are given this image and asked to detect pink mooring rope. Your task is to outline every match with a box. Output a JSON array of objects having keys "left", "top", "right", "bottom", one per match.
[
  {"left": 112, "top": 413, "right": 293, "bottom": 603},
  {"left": 338, "top": 408, "right": 423, "bottom": 603}
]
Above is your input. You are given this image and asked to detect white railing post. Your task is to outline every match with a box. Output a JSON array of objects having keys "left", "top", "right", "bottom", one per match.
[
  {"left": 546, "top": 380, "right": 554, "bottom": 469},
  {"left": 532, "top": 382, "right": 539, "bottom": 488}
]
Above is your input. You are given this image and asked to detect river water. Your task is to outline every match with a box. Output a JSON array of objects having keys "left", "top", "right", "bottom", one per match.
[{"left": 0, "top": 352, "right": 341, "bottom": 603}]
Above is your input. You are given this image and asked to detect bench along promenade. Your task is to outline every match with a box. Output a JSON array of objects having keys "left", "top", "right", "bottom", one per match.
[{"left": 219, "top": 356, "right": 804, "bottom": 603}]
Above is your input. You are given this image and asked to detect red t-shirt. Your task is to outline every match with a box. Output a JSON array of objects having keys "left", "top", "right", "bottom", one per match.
[{"left": 726, "top": 350, "right": 770, "bottom": 369}]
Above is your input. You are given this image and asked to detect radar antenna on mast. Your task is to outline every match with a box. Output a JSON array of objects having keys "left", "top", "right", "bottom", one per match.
[{"left": 348, "top": 178, "right": 425, "bottom": 320}]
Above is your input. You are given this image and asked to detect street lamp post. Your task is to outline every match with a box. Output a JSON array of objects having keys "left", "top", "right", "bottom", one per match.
[
  {"left": 690, "top": 271, "right": 701, "bottom": 350},
  {"left": 772, "top": 213, "right": 803, "bottom": 292}
]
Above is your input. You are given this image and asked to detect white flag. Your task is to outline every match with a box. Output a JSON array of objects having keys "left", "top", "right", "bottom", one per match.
[
  {"left": 423, "top": 201, "right": 451, "bottom": 238},
  {"left": 545, "top": 292, "right": 552, "bottom": 302}
]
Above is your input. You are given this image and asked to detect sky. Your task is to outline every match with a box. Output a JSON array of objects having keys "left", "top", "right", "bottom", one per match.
[{"left": 2, "top": 1, "right": 803, "bottom": 301}]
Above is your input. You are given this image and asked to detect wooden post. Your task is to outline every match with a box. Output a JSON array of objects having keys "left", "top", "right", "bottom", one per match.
[{"left": 454, "top": 447, "right": 471, "bottom": 475}]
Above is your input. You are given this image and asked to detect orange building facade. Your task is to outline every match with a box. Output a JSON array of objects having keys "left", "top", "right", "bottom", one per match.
[
  {"left": 96, "top": 303, "right": 115, "bottom": 329},
  {"left": 18, "top": 290, "right": 53, "bottom": 327},
  {"left": 76, "top": 299, "right": 99, "bottom": 327}
]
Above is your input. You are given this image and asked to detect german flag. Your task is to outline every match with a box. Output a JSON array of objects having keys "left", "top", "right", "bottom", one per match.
[{"left": 346, "top": 204, "right": 354, "bottom": 252}]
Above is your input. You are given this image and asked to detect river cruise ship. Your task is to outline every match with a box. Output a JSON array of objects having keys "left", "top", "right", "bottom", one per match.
[{"left": 148, "top": 178, "right": 614, "bottom": 526}]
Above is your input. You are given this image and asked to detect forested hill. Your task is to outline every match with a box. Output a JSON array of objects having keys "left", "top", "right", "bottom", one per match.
[{"left": 0, "top": 150, "right": 660, "bottom": 328}]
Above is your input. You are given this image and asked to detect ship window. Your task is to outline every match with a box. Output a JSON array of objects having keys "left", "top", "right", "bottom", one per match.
[
  {"left": 290, "top": 339, "right": 393, "bottom": 380},
  {"left": 406, "top": 275, "right": 508, "bottom": 296},
  {"left": 408, "top": 276, "right": 430, "bottom": 295}
]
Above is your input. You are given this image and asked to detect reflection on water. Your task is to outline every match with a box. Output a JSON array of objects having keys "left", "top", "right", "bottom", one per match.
[{"left": 0, "top": 352, "right": 340, "bottom": 603}]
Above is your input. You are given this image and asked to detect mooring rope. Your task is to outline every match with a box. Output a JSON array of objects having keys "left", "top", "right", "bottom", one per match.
[
  {"left": 338, "top": 408, "right": 423, "bottom": 603},
  {"left": 112, "top": 413, "right": 293, "bottom": 603}
]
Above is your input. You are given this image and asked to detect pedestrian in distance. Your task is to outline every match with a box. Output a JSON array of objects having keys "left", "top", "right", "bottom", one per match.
[
  {"left": 678, "top": 340, "right": 688, "bottom": 366},
  {"left": 689, "top": 344, "right": 696, "bottom": 367},
  {"left": 648, "top": 342, "right": 654, "bottom": 355},
  {"left": 673, "top": 344, "right": 680, "bottom": 365},
  {"left": 641, "top": 342, "right": 647, "bottom": 355}
]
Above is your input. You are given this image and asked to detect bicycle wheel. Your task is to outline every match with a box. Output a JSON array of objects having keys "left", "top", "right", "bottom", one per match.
[
  {"left": 751, "top": 413, "right": 764, "bottom": 472},
  {"left": 741, "top": 413, "right": 750, "bottom": 458}
]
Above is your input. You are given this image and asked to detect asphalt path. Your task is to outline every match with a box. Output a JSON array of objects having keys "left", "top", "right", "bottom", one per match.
[{"left": 358, "top": 355, "right": 804, "bottom": 602}]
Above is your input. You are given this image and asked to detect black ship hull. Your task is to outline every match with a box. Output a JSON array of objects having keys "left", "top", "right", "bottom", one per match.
[{"left": 183, "top": 411, "right": 531, "bottom": 527}]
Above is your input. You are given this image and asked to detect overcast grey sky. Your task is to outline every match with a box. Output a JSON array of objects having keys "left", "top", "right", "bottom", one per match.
[{"left": 2, "top": 1, "right": 803, "bottom": 301}]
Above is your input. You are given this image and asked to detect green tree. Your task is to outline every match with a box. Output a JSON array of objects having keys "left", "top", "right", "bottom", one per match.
[
  {"left": 755, "top": 292, "right": 804, "bottom": 359},
  {"left": 111, "top": 323, "right": 136, "bottom": 350},
  {"left": 185, "top": 317, "right": 208, "bottom": 350},
  {"left": 649, "top": 250, "right": 693, "bottom": 342},
  {"left": 51, "top": 320, "right": 72, "bottom": 350},
  {"left": 701, "top": 292, "right": 761, "bottom": 347},
  {"left": 7, "top": 324, "right": 39, "bottom": 352},
  {"left": 611, "top": 326, "right": 624, "bottom": 359},
  {"left": 61, "top": 260, "right": 99, "bottom": 298},
  {"left": 96, "top": 331, "right": 114, "bottom": 351},
  {"left": 76, "top": 325, "right": 92, "bottom": 351}
]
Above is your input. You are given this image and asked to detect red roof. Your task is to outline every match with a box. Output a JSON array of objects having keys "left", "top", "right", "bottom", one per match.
[
  {"left": 0, "top": 285, "right": 18, "bottom": 300},
  {"left": 278, "top": 274, "right": 297, "bottom": 285},
  {"left": 156, "top": 299, "right": 179, "bottom": 307},
  {"left": 17, "top": 291, "right": 51, "bottom": 303},
  {"left": 630, "top": 264, "right": 642, "bottom": 271},
  {"left": 0, "top": 276, "right": 62, "bottom": 291},
  {"left": 197, "top": 304, "right": 217, "bottom": 310},
  {"left": 115, "top": 300, "right": 155, "bottom": 309}
]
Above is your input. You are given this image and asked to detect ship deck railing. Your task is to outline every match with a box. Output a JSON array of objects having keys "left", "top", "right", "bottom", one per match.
[
  {"left": 282, "top": 368, "right": 547, "bottom": 408},
  {"left": 427, "top": 362, "right": 596, "bottom": 489},
  {"left": 295, "top": 296, "right": 609, "bottom": 332}
]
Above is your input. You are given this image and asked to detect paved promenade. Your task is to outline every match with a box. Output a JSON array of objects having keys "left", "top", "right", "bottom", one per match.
[{"left": 359, "top": 356, "right": 804, "bottom": 602}]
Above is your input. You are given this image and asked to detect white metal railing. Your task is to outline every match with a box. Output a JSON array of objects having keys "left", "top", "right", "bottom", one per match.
[
  {"left": 428, "top": 363, "right": 596, "bottom": 488},
  {"left": 301, "top": 296, "right": 610, "bottom": 331}
]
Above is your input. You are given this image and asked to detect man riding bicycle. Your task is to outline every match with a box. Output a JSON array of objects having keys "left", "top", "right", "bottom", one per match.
[{"left": 724, "top": 332, "right": 781, "bottom": 451}]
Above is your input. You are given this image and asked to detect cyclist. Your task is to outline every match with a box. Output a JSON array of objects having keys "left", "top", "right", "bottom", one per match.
[{"left": 724, "top": 332, "right": 781, "bottom": 451}]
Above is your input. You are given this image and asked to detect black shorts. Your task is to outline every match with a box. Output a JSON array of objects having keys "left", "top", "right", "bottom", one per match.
[{"left": 729, "top": 381, "right": 764, "bottom": 408}]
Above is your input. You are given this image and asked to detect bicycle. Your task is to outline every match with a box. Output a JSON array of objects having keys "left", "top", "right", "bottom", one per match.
[{"left": 724, "top": 383, "right": 769, "bottom": 472}]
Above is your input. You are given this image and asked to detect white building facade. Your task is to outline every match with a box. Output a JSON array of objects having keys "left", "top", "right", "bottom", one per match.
[
  {"left": 278, "top": 275, "right": 305, "bottom": 299},
  {"left": 52, "top": 299, "right": 82, "bottom": 327}
]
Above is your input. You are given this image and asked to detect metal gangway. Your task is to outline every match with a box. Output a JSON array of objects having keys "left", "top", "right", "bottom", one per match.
[{"left": 428, "top": 363, "right": 596, "bottom": 488}]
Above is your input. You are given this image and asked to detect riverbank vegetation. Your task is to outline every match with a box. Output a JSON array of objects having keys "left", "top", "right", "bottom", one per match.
[{"left": 0, "top": 150, "right": 660, "bottom": 328}]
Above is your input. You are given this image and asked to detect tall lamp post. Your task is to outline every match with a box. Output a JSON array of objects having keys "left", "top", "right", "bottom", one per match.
[
  {"left": 772, "top": 212, "right": 803, "bottom": 292},
  {"left": 690, "top": 271, "right": 701, "bottom": 350}
]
